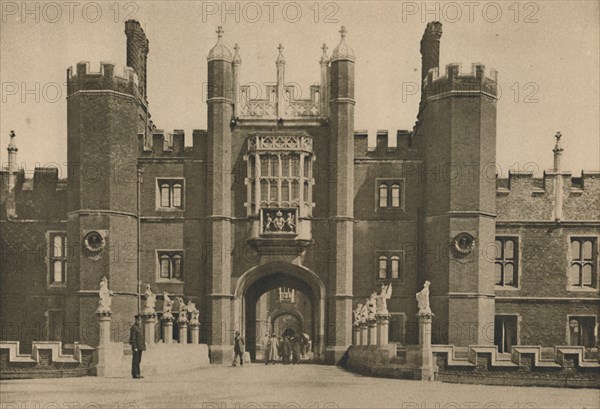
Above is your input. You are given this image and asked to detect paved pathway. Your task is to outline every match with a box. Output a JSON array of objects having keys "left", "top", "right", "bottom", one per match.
[{"left": 1, "top": 364, "right": 598, "bottom": 409}]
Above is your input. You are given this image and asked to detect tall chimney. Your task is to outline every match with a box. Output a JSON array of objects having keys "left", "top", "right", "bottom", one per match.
[
  {"left": 420, "top": 22, "right": 442, "bottom": 83},
  {"left": 125, "top": 20, "right": 149, "bottom": 100}
]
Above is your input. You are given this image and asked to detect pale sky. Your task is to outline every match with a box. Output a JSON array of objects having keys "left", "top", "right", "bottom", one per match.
[{"left": 1, "top": 1, "right": 598, "bottom": 177}]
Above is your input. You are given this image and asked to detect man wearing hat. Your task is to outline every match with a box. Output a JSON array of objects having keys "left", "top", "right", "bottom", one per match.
[
  {"left": 233, "top": 330, "right": 245, "bottom": 367},
  {"left": 129, "top": 314, "right": 146, "bottom": 378}
]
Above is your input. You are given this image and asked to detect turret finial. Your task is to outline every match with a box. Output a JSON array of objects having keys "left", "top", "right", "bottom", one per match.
[
  {"left": 233, "top": 43, "right": 241, "bottom": 64},
  {"left": 276, "top": 43, "right": 285, "bottom": 65},
  {"left": 553, "top": 131, "right": 564, "bottom": 153},
  {"left": 331, "top": 26, "right": 355, "bottom": 62},
  {"left": 7, "top": 130, "right": 17, "bottom": 152},
  {"left": 208, "top": 26, "right": 232, "bottom": 61},
  {"left": 320, "top": 43, "right": 329, "bottom": 65},
  {"left": 553, "top": 131, "right": 564, "bottom": 172}
]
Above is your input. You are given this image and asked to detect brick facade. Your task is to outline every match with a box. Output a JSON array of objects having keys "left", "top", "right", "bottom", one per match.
[{"left": 1, "top": 21, "right": 598, "bottom": 364}]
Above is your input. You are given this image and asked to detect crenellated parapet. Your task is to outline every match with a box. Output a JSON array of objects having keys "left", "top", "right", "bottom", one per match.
[
  {"left": 424, "top": 63, "right": 498, "bottom": 101},
  {"left": 67, "top": 61, "right": 139, "bottom": 99},
  {"left": 497, "top": 170, "right": 600, "bottom": 195},
  {"left": 138, "top": 129, "right": 209, "bottom": 160},
  {"left": 353, "top": 130, "right": 416, "bottom": 158},
  {"left": 496, "top": 170, "right": 600, "bottom": 221}
]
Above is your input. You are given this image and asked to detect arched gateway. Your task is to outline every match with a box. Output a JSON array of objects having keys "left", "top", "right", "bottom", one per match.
[{"left": 234, "top": 262, "right": 326, "bottom": 360}]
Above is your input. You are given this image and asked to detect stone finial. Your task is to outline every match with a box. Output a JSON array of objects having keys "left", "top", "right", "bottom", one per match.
[
  {"left": 208, "top": 26, "right": 232, "bottom": 61},
  {"left": 232, "top": 43, "right": 242, "bottom": 64},
  {"left": 553, "top": 131, "right": 564, "bottom": 153},
  {"left": 7, "top": 130, "right": 17, "bottom": 152},
  {"left": 276, "top": 43, "right": 286, "bottom": 65},
  {"left": 320, "top": 43, "right": 329, "bottom": 65},
  {"left": 331, "top": 26, "right": 355, "bottom": 62},
  {"left": 553, "top": 131, "right": 564, "bottom": 172}
]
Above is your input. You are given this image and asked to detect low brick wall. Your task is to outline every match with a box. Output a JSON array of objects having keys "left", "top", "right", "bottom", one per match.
[
  {"left": 433, "top": 345, "right": 600, "bottom": 389},
  {"left": 0, "top": 341, "right": 94, "bottom": 379},
  {"left": 343, "top": 344, "right": 600, "bottom": 388},
  {"left": 343, "top": 345, "right": 422, "bottom": 380}
]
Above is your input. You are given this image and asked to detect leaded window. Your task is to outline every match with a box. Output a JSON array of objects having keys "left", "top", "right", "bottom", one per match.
[
  {"left": 157, "top": 179, "right": 184, "bottom": 209},
  {"left": 49, "top": 232, "right": 67, "bottom": 284},
  {"left": 158, "top": 251, "right": 184, "bottom": 280},
  {"left": 495, "top": 237, "right": 518, "bottom": 287},
  {"left": 570, "top": 238, "right": 597, "bottom": 288}
]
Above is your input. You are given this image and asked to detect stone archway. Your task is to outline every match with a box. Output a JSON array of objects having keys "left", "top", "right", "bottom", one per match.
[
  {"left": 270, "top": 308, "right": 305, "bottom": 338},
  {"left": 233, "top": 262, "right": 325, "bottom": 360}
]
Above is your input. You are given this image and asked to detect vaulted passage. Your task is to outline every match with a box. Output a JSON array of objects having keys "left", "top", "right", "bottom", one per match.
[{"left": 234, "top": 263, "right": 325, "bottom": 361}]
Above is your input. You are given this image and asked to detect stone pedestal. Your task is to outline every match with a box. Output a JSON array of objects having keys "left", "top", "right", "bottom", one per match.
[
  {"left": 143, "top": 314, "right": 156, "bottom": 346},
  {"left": 179, "top": 323, "right": 188, "bottom": 344},
  {"left": 190, "top": 324, "right": 200, "bottom": 344},
  {"left": 353, "top": 325, "right": 360, "bottom": 345},
  {"left": 418, "top": 313, "right": 435, "bottom": 381},
  {"left": 359, "top": 323, "right": 368, "bottom": 345},
  {"left": 367, "top": 320, "right": 377, "bottom": 346},
  {"left": 162, "top": 318, "right": 174, "bottom": 344},
  {"left": 376, "top": 315, "right": 389, "bottom": 346},
  {"left": 95, "top": 312, "right": 112, "bottom": 377}
]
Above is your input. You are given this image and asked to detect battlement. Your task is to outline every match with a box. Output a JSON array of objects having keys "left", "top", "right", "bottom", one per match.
[
  {"left": 8, "top": 168, "right": 67, "bottom": 193},
  {"left": 424, "top": 63, "right": 498, "bottom": 99},
  {"left": 67, "top": 61, "right": 139, "bottom": 98},
  {"left": 496, "top": 170, "right": 600, "bottom": 221},
  {"left": 138, "top": 129, "right": 208, "bottom": 160},
  {"left": 496, "top": 170, "right": 600, "bottom": 194},
  {"left": 353, "top": 130, "right": 415, "bottom": 158}
]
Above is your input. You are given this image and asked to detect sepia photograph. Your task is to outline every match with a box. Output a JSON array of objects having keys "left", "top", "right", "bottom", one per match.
[{"left": 0, "top": 1, "right": 599, "bottom": 408}]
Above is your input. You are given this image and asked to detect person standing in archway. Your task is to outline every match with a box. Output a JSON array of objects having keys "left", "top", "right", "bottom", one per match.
[
  {"left": 281, "top": 336, "right": 291, "bottom": 365},
  {"left": 266, "top": 333, "right": 278, "bottom": 365},
  {"left": 291, "top": 335, "right": 302, "bottom": 364},
  {"left": 232, "top": 331, "right": 245, "bottom": 367}
]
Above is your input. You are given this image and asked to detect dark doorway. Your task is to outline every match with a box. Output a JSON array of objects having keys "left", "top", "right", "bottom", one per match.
[
  {"left": 244, "top": 272, "right": 316, "bottom": 361},
  {"left": 494, "top": 315, "right": 518, "bottom": 353}
]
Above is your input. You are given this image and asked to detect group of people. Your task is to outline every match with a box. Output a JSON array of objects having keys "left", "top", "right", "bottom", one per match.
[{"left": 262, "top": 332, "right": 308, "bottom": 365}]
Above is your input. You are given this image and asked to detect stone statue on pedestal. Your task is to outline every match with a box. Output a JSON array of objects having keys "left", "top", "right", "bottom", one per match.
[
  {"left": 366, "top": 292, "right": 377, "bottom": 321},
  {"left": 143, "top": 284, "right": 156, "bottom": 315},
  {"left": 416, "top": 281, "right": 432, "bottom": 315},
  {"left": 96, "top": 276, "right": 113, "bottom": 315},
  {"left": 177, "top": 297, "right": 188, "bottom": 323},
  {"left": 376, "top": 283, "right": 392, "bottom": 317},
  {"left": 186, "top": 300, "right": 197, "bottom": 314},
  {"left": 353, "top": 303, "right": 364, "bottom": 326},
  {"left": 359, "top": 303, "right": 368, "bottom": 324},
  {"left": 190, "top": 310, "right": 200, "bottom": 326},
  {"left": 162, "top": 292, "right": 173, "bottom": 320}
]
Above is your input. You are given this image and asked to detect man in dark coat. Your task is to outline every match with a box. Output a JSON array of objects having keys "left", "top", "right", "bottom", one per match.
[
  {"left": 291, "top": 336, "right": 302, "bottom": 364},
  {"left": 281, "top": 336, "right": 291, "bottom": 365},
  {"left": 233, "top": 331, "right": 245, "bottom": 366},
  {"left": 129, "top": 315, "right": 146, "bottom": 379}
]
